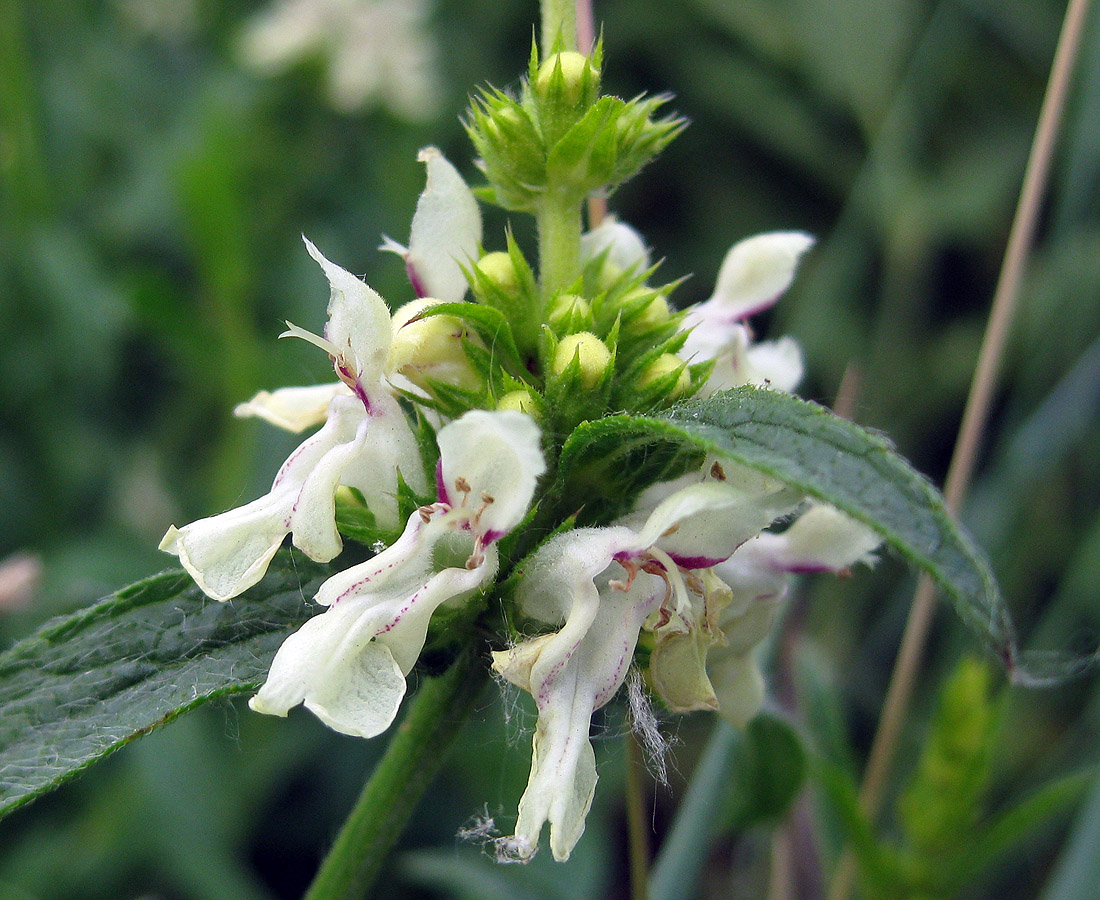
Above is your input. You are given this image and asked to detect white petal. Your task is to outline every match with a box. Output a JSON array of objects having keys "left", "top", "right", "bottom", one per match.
[
  {"left": 679, "top": 314, "right": 745, "bottom": 367},
  {"left": 238, "top": 1, "right": 325, "bottom": 72},
  {"left": 315, "top": 511, "right": 497, "bottom": 666},
  {"left": 636, "top": 482, "right": 801, "bottom": 568},
  {"left": 709, "top": 652, "right": 767, "bottom": 728},
  {"left": 710, "top": 231, "right": 814, "bottom": 320},
  {"left": 303, "top": 237, "right": 393, "bottom": 383},
  {"left": 253, "top": 508, "right": 497, "bottom": 737},
  {"left": 742, "top": 336, "right": 804, "bottom": 391},
  {"left": 333, "top": 392, "right": 427, "bottom": 531},
  {"left": 706, "top": 547, "right": 794, "bottom": 726},
  {"left": 234, "top": 383, "right": 350, "bottom": 432},
  {"left": 501, "top": 565, "right": 665, "bottom": 862},
  {"left": 579, "top": 216, "right": 650, "bottom": 274},
  {"left": 159, "top": 504, "right": 288, "bottom": 602},
  {"left": 249, "top": 599, "right": 406, "bottom": 738},
  {"left": 160, "top": 396, "right": 372, "bottom": 600},
  {"left": 286, "top": 399, "right": 374, "bottom": 560},
  {"left": 437, "top": 410, "right": 545, "bottom": 539},
  {"left": 775, "top": 504, "right": 882, "bottom": 571},
  {"left": 406, "top": 147, "right": 482, "bottom": 303},
  {"left": 514, "top": 527, "right": 635, "bottom": 624},
  {"left": 732, "top": 503, "right": 882, "bottom": 576}
]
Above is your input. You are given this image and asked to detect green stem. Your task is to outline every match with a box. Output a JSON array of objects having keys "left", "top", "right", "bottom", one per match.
[
  {"left": 0, "top": 0, "right": 50, "bottom": 229},
  {"left": 303, "top": 650, "right": 490, "bottom": 900},
  {"left": 626, "top": 732, "right": 652, "bottom": 900},
  {"left": 540, "top": 0, "right": 577, "bottom": 55},
  {"left": 537, "top": 193, "right": 583, "bottom": 298}
]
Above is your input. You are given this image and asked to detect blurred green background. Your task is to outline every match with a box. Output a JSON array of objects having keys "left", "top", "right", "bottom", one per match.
[{"left": 2, "top": 0, "right": 1099, "bottom": 898}]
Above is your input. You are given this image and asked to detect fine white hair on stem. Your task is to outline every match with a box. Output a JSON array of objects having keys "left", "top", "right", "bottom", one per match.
[
  {"left": 491, "top": 639, "right": 535, "bottom": 747},
  {"left": 457, "top": 805, "right": 500, "bottom": 844},
  {"left": 627, "top": 669, "right": 671, "bottom": 787}
]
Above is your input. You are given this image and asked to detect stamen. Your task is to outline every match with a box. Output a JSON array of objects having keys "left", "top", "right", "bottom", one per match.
[
  {"left": 470, "top": 492, "right": 495, "bottom": 528},
  {"left": 609, "top": 557, "right": 640, "bottom": 593},
  {"left": 646, "top": 546, "right": 691, "bottom": 617},
  {"left": 466, "top": 534, "right": 487, "bottom": 570}
]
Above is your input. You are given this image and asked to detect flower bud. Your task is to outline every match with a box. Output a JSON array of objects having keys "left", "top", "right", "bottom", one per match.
[
  {"left": 552, "top": 332, "right": 612, "bottom": 389},
  {"left": 637, "top": 353, "right": 691, "bottom": 399},
  {"left": 466, "top": 95, "right": 547, "bottom": 212},
  {"left": 547, "top": 293, "right": 592, "bottom": 332},
  {"left": 389, "top": 298, "right": 483, "bottom": 393},
  {"left": 534, "top": 51, "right": 598, "bottom": 108},
  {"left": 476, "top": 251, "right": 521, "bottom": 299},
  {"left": 497, "top": 389, "right": 538, "bottom": 416},
  {"left": 623, "top": 289, "right": 671, "bottom": 329}
]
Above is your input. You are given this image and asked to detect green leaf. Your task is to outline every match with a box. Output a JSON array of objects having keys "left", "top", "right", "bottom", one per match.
[
  {"left": 1040, "top": 774, "right": 1100, "bottom": 900},
  {"left": 550, "top": 387, "right": 1088, "bottom": 678},
  {"left": 947, "top": 768, "right": 1095, "bottom": 894},
  {"left": 810, "top": 755, "right": 906, "bottom": 897},
  {"left": 657, "top": 390, "right": 1029, "bottom": 675},
  {"left": 553, "top": 415, "right": 704, "bottom": 525},
  {"left": 725, "top": 714, "right": 807, "bottom": 830},
  {"left": 0, "top": 552, "right": 329, "bottom": 821}
]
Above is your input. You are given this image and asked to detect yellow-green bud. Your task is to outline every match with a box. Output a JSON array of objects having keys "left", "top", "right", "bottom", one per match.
[
  {"left": 476, "top": 251, "right": 520, "bottom": 298},
  {"left": 634, "top": 295, "right": 671, "bottom": 329},
  {"left": 638, "top": 353, "right": 691, "bottom": 399},
  {"left": 552, "top": 331, "right": 612, "bottom": 389},
  {"left": 547, "top": 293, "right": 591, "bottom": 328},
  {"left": 497, "top": 389, "right": 538, "bottom": 416},
  {"left": 334, "top": 485, "right": 364, "bottom": 507},
  {"left": 389, "top": 298, "right": 483, "bottom": 392},
  {"left": 535, "top": 51, "right": 598, "bottom": 107}
]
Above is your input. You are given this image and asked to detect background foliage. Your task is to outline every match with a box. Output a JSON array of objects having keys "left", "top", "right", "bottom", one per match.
[{"left": 2, "top": 0, "right": 1099, "bottom": 897}]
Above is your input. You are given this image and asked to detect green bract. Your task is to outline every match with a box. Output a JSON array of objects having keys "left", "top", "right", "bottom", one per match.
[{"left": 466, "top": 43, "right": 683, "bottom": 211}]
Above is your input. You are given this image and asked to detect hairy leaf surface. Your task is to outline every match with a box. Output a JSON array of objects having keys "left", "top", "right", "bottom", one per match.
[
  {"left": 558, "top": 388, "right": 1033, "bottom": 674},
  {"left": 0, "top": 552, "right": 327, "bottom": 820}
]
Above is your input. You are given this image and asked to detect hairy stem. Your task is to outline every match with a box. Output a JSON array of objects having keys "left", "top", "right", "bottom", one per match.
[
  {"left": 537, "top": 193, "right": 584, "bottom": 298},
  {"left": 303, "top": 650, "right": 489, "bottom": 900},
  {"left": 828, "top": 1, "right": 1094, "bottom": 897},
  {"left": 541, "top": 0, "right": 578, "bottom": 55}
]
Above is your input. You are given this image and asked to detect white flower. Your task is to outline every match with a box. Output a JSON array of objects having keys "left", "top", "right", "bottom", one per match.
[
  {"left": 681, "top": 231, "right": 814, "bottom": 394},
  {"left": 579, "top": 216, "right": 650, "bottom": 275},
  {"left": 249, "top": 410, "right": 545, "bottom": 738},
  {"left": 708, "top": 503, "right": 882, "bottom": 727},
  {"left": 160, "top": 239, "right": 425, "bottom": 600},
  {"left": 381, "top": 147, "right": 483, "bottom": 303},
  {"left": 239, "top": 0, "right": 442, "bottom": 120},
  {"left": 492, "top": 474, "right": 802, "bottom": 862}
]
